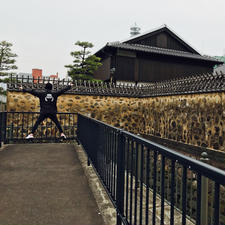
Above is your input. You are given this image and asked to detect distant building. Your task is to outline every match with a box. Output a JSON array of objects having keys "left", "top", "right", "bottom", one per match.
[
  {"left": 0, "top": 81, "right": 6, "bottom": 103},
  {"left": 16, "top": 69, "right": 59, "bottom": 83},
  {"left": 214, "top": 56, "right": 225, "bottom": 64},
  {"left": 32, "top": 69, "right": 42, "bottom": 83},
  {"left": 17, "top": 72, "right": 33, "bottom": 82},
  {"left": 0, "top": 83, "right": 7, "bottom": 90},
  {"left": 49, "top": 72, "right": 59, "bottom": 79},
  {"left": 214, "top": 64, "right": 225, "bottom": 74},
  {"left": 94, "top": 25, "right": 223, "bottom": 83},
  {"left": 0, "top": 94, "right": 6, "bottom": 103},
  {"left": 3, "top": 69, "right": 59, "bottom": 103},
  {"left": 0, "top": 82, "right": 7, "bottom": 103},
  {"left": 213, "top": 56, "right": 225, "bottom": 74},
  {"left": 18, "top": 72, "right": 32, "bottom": 77}
]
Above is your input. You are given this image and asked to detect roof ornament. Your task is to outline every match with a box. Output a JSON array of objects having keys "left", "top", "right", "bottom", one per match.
[{"left": 130, "top": 23, "right": 141, "bottom": 36}]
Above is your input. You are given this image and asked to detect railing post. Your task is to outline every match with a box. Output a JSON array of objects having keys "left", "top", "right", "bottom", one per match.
[
  {"left": 9, "top": 122, "right": 14, "bottom": 142},
  {"left": 137, "top": 134, "right": 141, "bottom": 188},
  {"left": 200, "top": 152, "right": 209, "bottom": 225},
  {"left": 0, "top": 112, "right": 7, "bottom": 145},
  {"left": 0, "top": 112, "right": 2, "bottom": 148},
  {"left": 4, "top": 112, "right": 7, "bottom": 144},
  {"left": 116, "top": 130, "right": 125, "bottom": 225}
]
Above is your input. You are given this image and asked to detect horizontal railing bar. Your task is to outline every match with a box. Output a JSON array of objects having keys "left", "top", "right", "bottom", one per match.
[
  {"left": 122, "top": 131, "right": 225, "bottom": 184},
  {"left": 6, "top": 137, "right": 76, "bottom": 141},
  {"left": 6, "top": 112, "right": 77, "bottom": 115}
]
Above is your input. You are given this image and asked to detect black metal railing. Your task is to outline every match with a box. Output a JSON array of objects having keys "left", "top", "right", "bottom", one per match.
[
  {"left": 0, "top": 112, "right": 77, "bottom": 143},
  {"left": 7, "top": 72, "right": 225, "bottom": 97},
  {"left": 0, "top": 112, "right": 7, "bottom": 148},
  {"left": 77, "top": 114, "right": 225, "bottom": 225}
]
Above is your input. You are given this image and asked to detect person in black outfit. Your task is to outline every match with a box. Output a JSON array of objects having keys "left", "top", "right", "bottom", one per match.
[{"left": 22, "top": 82, "right": 72, "bottom": 139}]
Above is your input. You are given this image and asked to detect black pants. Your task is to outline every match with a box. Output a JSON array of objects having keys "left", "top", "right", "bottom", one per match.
[{"left": 32, "top": 113, "right": 63, "bottom": 134}]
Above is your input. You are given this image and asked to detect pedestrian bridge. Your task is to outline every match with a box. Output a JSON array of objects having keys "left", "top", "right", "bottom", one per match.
[{"left": 0, "top": 112, "right": 225, "bottom": 225}]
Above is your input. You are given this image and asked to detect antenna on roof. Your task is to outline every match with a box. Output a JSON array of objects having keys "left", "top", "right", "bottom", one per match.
[{"left": 130, "top": 23, "right": 141, "bottom": 36}]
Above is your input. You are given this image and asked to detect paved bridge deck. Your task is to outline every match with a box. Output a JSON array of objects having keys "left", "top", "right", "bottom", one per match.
[{"left": 0, "top": 143, "right": 104, "bottom": 225}]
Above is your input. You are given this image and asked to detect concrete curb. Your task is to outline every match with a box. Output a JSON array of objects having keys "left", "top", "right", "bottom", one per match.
[{"left": 74, "top": 142, "right": 116, "bottom": 225}]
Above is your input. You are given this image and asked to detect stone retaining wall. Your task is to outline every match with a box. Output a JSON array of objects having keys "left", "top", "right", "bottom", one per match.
[{"left": 7, "top": 91, "right": 225, "bottom": 152}]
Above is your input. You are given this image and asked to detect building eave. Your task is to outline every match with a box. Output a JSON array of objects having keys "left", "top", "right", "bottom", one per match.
[{"left": 106, "top": 42, "right": 223, "bottom": 64}]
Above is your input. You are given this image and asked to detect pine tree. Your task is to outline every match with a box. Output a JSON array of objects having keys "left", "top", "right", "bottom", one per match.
[
  {"left": 0, "top": 41, "right": 18, "bottom": 96},
  {"left": 65, "top": 41, "right": 101, "bottom": 81}
]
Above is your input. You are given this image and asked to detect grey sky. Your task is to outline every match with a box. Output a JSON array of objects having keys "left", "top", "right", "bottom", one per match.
[{"left": 1, "top": 0, "right": 225, "bottom": 78}]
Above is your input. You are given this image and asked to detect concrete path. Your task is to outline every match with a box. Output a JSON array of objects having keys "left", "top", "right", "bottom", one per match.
[{"left": 0, "top": 143, "right": 105, "bottom": 225}]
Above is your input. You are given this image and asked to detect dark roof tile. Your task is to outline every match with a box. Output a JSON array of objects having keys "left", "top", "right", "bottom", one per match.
[{"left": 106, "top": 42, "right": 222, "bottom": 64}]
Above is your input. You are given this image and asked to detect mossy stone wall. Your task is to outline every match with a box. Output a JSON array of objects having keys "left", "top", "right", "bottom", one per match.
[{"left": 7, "top": 91, "right": 225, "bottom": 152}]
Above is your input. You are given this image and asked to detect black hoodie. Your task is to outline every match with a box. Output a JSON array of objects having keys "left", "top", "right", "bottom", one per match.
[{"left": 23, "top": 85, "right": 71, "bottom": 113}]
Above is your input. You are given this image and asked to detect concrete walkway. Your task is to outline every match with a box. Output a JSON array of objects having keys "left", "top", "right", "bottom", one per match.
[{"left": 0, "top": 143, "right": 105, "bottom": 225}]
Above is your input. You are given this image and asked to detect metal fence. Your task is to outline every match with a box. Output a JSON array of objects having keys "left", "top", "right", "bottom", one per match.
[
  {"left": 0, "top": 102, "right": 6, "bottom": 111},
  {"left": 0, "top": 112, "right": 77, "bottom": 144},
  {"left": 77, "top": 114, "right": 225, "bottom": 225},
  {"left": 7, "top": 72, "right": 225, "bottom": 97}
]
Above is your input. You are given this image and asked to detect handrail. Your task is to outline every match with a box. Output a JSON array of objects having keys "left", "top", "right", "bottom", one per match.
[
  {"left": 77, "top": 113, "right": 225, "bottom": 225},
  {"left": 122, "top": 130, "right": 225, "bottom": 184}
]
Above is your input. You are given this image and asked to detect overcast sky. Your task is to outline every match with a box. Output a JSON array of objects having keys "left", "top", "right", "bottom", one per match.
[{"left": 1, "top": 0, "right": 225, "bottom": 78}]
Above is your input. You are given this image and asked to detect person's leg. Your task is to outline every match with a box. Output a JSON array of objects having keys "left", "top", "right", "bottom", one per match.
[
  {"left": 48, "top": 113, "right": 64, "bottom": 134},
  {"left": 31, "top": 114, "right": 47, "bottom": 134},
  {"left": 26, "top": 114, "right": 46, "bottom": 139}
]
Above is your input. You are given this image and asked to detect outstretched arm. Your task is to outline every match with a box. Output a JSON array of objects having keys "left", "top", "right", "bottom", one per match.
[
  {"left": 56, "top": 85, "right": 72, "bottom": 96},
  {"left": 20, "top": 86, "right": 41, "bottom": 97}
]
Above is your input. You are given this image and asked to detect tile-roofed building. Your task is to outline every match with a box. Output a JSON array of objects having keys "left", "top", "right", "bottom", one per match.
[{"left": 94, "top": 25, "right": 223, "bottom": 82}]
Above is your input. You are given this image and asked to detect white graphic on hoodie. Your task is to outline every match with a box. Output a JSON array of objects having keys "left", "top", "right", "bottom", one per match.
[{"left": 45, "top": 93, "right": 54, "bottom": 102}]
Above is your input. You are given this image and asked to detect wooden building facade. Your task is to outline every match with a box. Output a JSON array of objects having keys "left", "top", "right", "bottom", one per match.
[{"left": 94, "top": 25, "right": 223, "bottom": 82}]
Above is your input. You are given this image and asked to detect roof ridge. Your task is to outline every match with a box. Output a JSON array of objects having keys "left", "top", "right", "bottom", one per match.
[{"left": 121, "top": 24, "right": 200, "bottom": 55}]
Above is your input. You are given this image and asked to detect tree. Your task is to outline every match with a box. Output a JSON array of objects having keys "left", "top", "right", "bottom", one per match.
[
  {"left": 65, "top": 41, "right": 102, "bottom": 81},
  {"left": 0, "top": 41, "right": 18, "bottom": 96}
]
